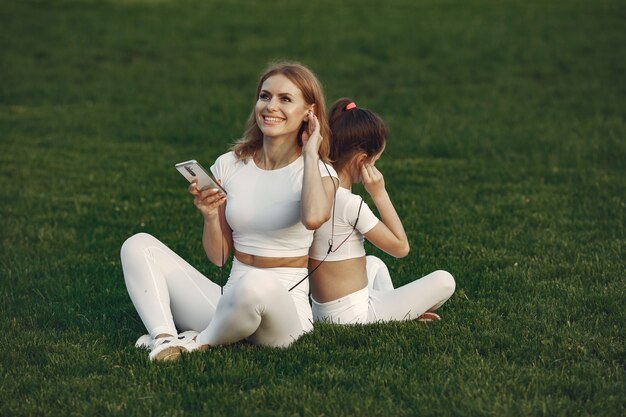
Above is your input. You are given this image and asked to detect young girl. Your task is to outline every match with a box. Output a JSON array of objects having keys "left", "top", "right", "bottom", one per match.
[
  {"left": 121, "top": 62, "right": 337, "bottom": 361},
  {"left": 308, "top": 98, "right": 455, "bottom": 324}
]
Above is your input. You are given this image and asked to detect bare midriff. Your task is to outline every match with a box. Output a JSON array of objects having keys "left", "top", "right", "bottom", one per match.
[
  {"left": 309, "top": 256, "right": 368, "bottom": 303},
  {"left": 234, "top": 249, "right": 308, "bottom": 269}
]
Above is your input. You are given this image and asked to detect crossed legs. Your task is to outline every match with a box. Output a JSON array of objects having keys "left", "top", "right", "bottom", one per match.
[
  {"left": 121, "top": 233, "right": 310, "bottom": 349},
  {"left": 366, "top": 256, "right": 456, "bottom": 322}
]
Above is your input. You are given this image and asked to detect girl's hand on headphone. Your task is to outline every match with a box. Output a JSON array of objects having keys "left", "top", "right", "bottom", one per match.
[
  {"left": 302, "top": 111, "right": 322, "bottom": 158},
  {"left": 361, "top": 162, "right": 386, "bottom": 197},
  {"left": 189, "top": 180, "right": 226, "bottom": 220}
]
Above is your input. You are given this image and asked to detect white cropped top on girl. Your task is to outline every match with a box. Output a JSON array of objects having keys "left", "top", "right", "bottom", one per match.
[
  {"left": 309, "top": 187, "right": 379, "bottom": 261},
  {"left": 211, "top": 151, "right": 338, "bottom": 258}
]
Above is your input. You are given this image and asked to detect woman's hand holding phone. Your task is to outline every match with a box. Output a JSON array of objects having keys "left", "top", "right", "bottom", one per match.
[
  {"left": 189, "top": 181, "right": 226, "bottom": 220},
  {"left": 175, "top": 160, "right": 227, "bottom": 220}
]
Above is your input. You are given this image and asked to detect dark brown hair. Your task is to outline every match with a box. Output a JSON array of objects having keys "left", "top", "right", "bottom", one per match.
[
  {"left": 327, "top": 98, "right": 387, "bottom": 173},
  {"left": 231, "top": 62, "right": 331, "bottom": 162}
]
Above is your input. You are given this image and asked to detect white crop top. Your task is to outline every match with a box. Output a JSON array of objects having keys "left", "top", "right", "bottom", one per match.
[
  {"left": 309, "top": 187, "right": 379, "bottom": 261},
  {"left": 210, "top": 151, "right": 337, "bottom": 257}
]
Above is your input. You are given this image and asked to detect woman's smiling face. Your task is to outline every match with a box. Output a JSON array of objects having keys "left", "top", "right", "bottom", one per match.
[{"left": 255, "top": 74, "right": 311, "bottom": 140}]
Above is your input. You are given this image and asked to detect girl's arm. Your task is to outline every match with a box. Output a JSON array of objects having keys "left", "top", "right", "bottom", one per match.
[
  {"left": 361, "top": 163, "right": 410, "bottom": 258},
  {"left": 190, "top": 183, "right": 233, "bottom": 266},
  {"left": 301, "top": 112, "right": 336, "bottom": 230}
]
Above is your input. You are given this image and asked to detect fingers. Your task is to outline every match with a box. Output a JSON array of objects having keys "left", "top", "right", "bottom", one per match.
[
  {"left": 188, "top": 181, "right": 199, "bottom": 195},
  {"left": 189, "top": 178, "right": 226, "bottom": 214},
  {"left": 306, "top": 111, "right": 317, "bottom": 135},
  {"left": 189, "top": 182, "right": 223, "bottom": 197},
  {"left": 361, "top": 162, "right": 374, "bottom": 177},
  {"left": 198, "top": 187, "right": 225, "bottom": 202},
  {"left": 369, "top": 164, "right": 382, "bottom": 179},
  {"left": 360, "top": 163, "right": 371, "bottom": 183},
  {"left": 302, "top": 112, "right": 323, "bottom": 155},
  {"left": 197, "top": 194, "right": 226, "bottom": 208},
  {"left": 311, "top": 112, "right": 319, "bottom": 135},
  {"left": 305, "top": 111, "right": 320, "bottom": 138},
  {"left": 306, "top": 113, "right": 313, "bottom": 135},
  {"left": 194, "top": 189, "right": 226, "bottom": 211},
  {"left": 361, "top": 163, "right": 383, "bottom": 184}
]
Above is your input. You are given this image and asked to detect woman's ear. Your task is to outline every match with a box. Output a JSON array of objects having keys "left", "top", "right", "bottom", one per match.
[
  {"left": 303, "top": 105, "right": 316, "bottom": 122},
  {"left": 355, "top": 152, "right": 368, "bottom": 167}
]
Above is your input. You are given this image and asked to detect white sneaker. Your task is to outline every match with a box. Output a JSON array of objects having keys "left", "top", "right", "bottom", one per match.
[
  {"left": 416, "top": 312, "right": 441, "bottom": 323},
  {"left": 178, "top": 330, "right": 199, "bottom": 340},
  {"left": 178, "top": 330, "right": 212, "bottom": 354},
  {"left": 148, "top": 333, "right": 197, "bottom": 362},
  {"left": 135, "top": 334, "right": 151, "bottom": 350}
]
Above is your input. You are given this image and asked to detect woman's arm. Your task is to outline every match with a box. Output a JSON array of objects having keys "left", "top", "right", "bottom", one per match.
[
  {"left": 190, "top": 183, "right": 233, "bottom": 266},
  {"left": 301, "top": 112, "right": 336, "bottom": 230},
  {"left": 361, "top": 163, "right": 410, "bottom": 258}
]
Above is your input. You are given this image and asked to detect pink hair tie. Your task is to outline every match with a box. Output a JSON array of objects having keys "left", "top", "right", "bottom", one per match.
[{"left": 345, "top": 102, "right": 357, "bottom": 110}]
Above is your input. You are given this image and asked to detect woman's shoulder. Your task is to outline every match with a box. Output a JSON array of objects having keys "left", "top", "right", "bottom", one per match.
[
  {"left": 337, "top": 187, "right": 362, "bottom": 208},
  {"left": 211, "top": 151, "right": 250, "bottom": 179},
  {"left": 215, "top": 150, "right": 236, "bottom": 163},
  {"left": 214, "top": 151, "right": 249, "bottom": 167}
]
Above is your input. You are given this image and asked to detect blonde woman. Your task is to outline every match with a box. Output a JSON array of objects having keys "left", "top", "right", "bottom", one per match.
[{"left": 121, "top": 63, "right": 337, "bottom": 360}]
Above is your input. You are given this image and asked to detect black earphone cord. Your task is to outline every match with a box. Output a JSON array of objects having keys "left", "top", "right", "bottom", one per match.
[{"left": 218, "top": 206, "right": 226, "bottom": 295}]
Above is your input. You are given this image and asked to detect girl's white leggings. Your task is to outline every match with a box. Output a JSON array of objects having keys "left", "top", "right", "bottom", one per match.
[
  {"left": 120, "top": 233, "right": 312, "bottom": 348},
  {"left": 311, "top": 256, "right": 456, "bottom": 324}
]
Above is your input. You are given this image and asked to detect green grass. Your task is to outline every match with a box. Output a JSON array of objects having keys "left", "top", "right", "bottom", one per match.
[{"left": 1, "top": 0, "right": 624, "bottom": 416}]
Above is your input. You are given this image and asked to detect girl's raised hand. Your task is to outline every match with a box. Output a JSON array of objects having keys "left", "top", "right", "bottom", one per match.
[
  {"left": 188, "top": 180, "right": 226, "bottom": 219},
  {"left": 301, "top": 111, "right": 322, "bottom": 157},
  {"left": 361, "top": 162, "right": 386, "bottom": 197}
]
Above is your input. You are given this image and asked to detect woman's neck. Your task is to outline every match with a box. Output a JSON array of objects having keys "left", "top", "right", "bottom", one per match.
[
  {"left": 255, "top": 135, "right": 301, "bottom": 170},
  {"left": 337, "top": 169, "right": 353, "bottom": 190}
]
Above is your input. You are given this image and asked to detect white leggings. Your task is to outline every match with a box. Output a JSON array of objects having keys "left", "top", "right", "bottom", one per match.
[
  {"left": 120, "top": 233, "right": 312, "bottom": 348},
  {"left": 312, "top": 256, "right": 456, "bottom": 324}
]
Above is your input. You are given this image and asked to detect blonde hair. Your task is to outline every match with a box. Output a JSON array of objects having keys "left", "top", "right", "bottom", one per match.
[{"left": 231, "top": 62, "right": 331, "bottom": 163}]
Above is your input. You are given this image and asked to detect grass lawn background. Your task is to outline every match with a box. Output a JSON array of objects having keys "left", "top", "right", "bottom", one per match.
[{"left": 1, "top": 0, "right": 624, "bottom": 416}]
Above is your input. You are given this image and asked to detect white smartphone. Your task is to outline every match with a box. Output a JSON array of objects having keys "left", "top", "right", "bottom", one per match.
[{"left": 175, "top": 160, "right": 227, "bottom": 194}]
